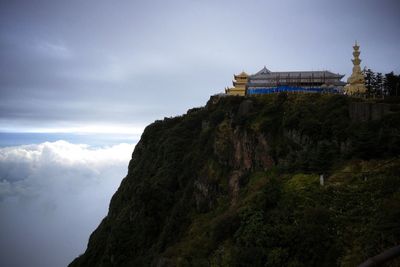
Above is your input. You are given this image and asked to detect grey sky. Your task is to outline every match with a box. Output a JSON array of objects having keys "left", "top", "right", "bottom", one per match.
[{"left": 0, "top": 0, "right": 399, "bottom": 133}]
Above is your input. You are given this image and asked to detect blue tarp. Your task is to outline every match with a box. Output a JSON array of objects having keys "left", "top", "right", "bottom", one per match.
[{"left": 247, "top": 86, "right": 340, "bottom": 95}]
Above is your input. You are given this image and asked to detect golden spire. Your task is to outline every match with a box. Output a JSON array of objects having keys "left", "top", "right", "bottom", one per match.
[{"left": 344, "top": 41, "right": 367, "bottom": 96}]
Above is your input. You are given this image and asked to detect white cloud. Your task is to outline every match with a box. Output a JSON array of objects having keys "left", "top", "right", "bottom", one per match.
[
  {"left": 0, "top": 141, "right": 135, "bottom": 267},
  {"left": 35, "top": 40, "right": 72, "bottom": 59}
]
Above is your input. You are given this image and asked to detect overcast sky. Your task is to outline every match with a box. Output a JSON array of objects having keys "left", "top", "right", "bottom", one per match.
[{"left": 1, "top": 0, "right": 399, "bottom": 134}]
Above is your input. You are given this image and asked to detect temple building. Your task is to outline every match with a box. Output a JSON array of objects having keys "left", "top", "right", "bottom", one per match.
[
  {"left": 225, "top": 71, "right": 248, "bottom": 96},
  {"left": 222, "top": 42, "right": 374, "bottom": 96},
  {"left": 224, "top": 67, "right": 346, "bottom": 96},
  {"left": 247, "top": 67, "right": 346, "bottom": 94},
  {"left": 344, "top": 41, "right": 367, "bottom": 95}
]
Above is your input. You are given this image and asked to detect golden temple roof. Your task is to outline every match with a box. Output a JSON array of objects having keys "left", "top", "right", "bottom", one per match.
[{"left": 234, "top": 71, "right": 249, "bottom": 79}]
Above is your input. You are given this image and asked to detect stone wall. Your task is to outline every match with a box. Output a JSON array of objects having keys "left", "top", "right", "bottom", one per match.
[{"left": 349, "top": 102, "right": 391, "bottom": 122}]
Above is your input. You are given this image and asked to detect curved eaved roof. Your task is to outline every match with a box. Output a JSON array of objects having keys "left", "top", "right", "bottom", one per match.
[{"left": 250, "top": 66, "right": 344, "bottom": 79}]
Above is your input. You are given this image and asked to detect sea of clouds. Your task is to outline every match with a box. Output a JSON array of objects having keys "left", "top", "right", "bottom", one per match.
[{"left": 0, "top": 140, "right": 135, "bottom": 267}]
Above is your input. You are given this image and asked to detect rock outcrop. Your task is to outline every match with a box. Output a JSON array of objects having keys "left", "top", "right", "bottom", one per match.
[{"left": 70, "top": 94, "right": 400, "bottom": 267}]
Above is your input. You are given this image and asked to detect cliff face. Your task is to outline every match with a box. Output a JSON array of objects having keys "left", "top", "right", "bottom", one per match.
[{"left": 70, "top": 94, "right": 400, "bottom": 267}]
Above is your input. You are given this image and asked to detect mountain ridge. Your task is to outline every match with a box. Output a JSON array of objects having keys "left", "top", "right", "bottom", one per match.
[{"left": 70, "top": 94, "right": 400, "bottom": 267}]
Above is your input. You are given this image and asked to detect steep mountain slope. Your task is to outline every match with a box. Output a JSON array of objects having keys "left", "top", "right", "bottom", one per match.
[{"left": 70, "top": 94, "right": 400, "bottom": 267}]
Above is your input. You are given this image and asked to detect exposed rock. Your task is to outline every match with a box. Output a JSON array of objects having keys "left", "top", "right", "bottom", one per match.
[
  {"left": 237, "top": 99, "right": 253, "bottom": 117},
  {"left": 69, "top": 94, "right": 400, "bottom": 267}
]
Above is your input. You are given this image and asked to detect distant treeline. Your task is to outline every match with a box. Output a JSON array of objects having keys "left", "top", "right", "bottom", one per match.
[{"left": 363, "top": 68, "right": 400, "bottom": 98}]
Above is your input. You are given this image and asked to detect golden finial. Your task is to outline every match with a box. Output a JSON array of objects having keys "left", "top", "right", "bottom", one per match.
[{"left": 345, "top": 41, "right": 366, "bottom": 96}]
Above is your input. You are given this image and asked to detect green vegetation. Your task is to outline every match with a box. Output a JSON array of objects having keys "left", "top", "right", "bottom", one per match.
[
  {"left": 70, "top": 94, "right": 400, "bottom": 267},
  {"left": 363, "top": 68, "right": 400, "bottom": 98}
]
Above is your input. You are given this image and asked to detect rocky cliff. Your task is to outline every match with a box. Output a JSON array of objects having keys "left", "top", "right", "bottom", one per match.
[{"left": 70, "top": 94, "right": 400, "bottom": 267}]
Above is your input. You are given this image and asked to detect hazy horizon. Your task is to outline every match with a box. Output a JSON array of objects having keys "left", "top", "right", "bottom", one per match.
[{"left": 1, "top": 0, "right": 400, "bottom": 136}]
